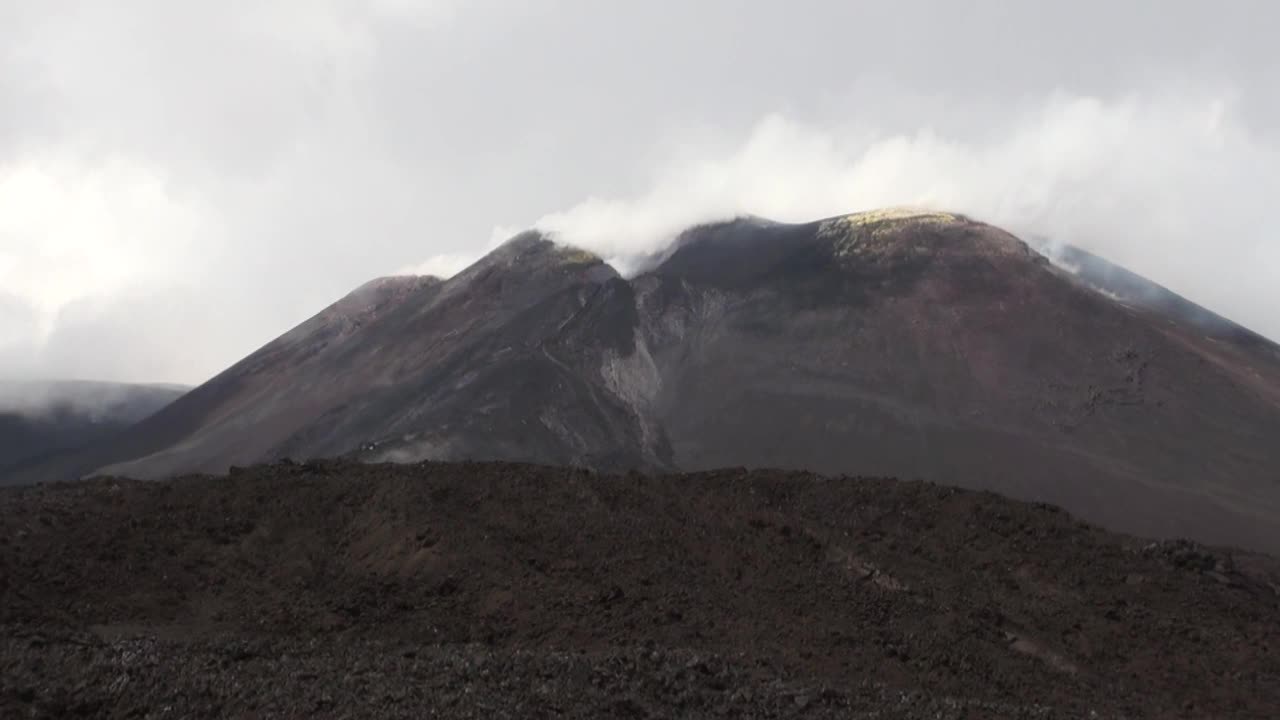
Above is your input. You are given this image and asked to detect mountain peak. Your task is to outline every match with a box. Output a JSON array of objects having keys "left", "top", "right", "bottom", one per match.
[
  {"left": 496, "top": 230, "right": 606, "bottom": 265},
  {"left": 19, "top": 210, "right": 1280, "bottom": 556},
  {"left": 443, "top": 231, "right": 617, "bottom": 293},
  {"left": 649, "top": 206, "right": 1032, "bottom": 292},
  {"left": 820, "top": 206, "right": 965, "bottom": 227},
  {"left": 299, "top": 275, "right": 441, "bottom": 337}
]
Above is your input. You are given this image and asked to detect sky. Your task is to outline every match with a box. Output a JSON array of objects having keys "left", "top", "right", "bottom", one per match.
[{"left": 1, "top": 0, "right": 1278, "bottom": 385}]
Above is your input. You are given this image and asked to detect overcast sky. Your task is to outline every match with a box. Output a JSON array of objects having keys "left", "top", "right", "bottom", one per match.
[{"left": 2, "top": 1, "right": 1278, "bottom": 385}]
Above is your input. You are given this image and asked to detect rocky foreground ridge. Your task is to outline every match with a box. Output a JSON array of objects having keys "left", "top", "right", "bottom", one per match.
[{"left": 3, "top": 460, "right": 1278, "bottom": 718}]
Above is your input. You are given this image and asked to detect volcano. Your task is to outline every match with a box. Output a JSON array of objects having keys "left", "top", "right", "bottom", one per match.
[{"left": 11, "top": 210, "right": 1280, "bottom": 552}]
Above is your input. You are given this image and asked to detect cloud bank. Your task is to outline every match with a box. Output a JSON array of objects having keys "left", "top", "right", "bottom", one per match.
[{"left": 2, "top": 2, "right": 1277, "bottom": 385}]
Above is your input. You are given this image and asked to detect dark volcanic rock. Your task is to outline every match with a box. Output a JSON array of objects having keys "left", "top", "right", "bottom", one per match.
[
  {"left": 2, "top": 461, "right": 1278, "bottom": 718},
  {"left": 13, "top": 211, "right": 1280, "bottom": 554}
]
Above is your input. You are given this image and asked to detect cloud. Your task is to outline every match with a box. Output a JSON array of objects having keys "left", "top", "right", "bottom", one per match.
[
  {"left": 0, "top": 151, "right": 215, "bottom": 312},
  {"left": 3, "top": 2, "right": 1279, "bottom": 385},
  {"left": 0, "top": 293, "right": 41, "bottom": 379},
  {"left": 0, "top": 1, "right": 478, "bottom": 384},
  {"left": 527, "top": 91, "right": 1280, "bottom": 340}
]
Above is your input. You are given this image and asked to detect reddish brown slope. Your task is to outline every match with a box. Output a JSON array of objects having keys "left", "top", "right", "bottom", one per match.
[
  {"left": 632, "top": 212, "right": 1280, "bottom": 552},
  {"left": 16, "top": 233, "right": 657, "bottom": 483},
  {"left": 3, "top": 275, "right": 444, "bottom": 484}
]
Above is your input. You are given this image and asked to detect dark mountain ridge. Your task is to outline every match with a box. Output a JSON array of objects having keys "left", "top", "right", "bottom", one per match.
[
  {"left": 1040, "top": 242, "right": 1278, "bottom": 350},
  {"left": 0, "top": 380, "right": 187, "bottom": 475},
  {"left": 10, "top": 209, "right": 1280, "bottom": 553}
]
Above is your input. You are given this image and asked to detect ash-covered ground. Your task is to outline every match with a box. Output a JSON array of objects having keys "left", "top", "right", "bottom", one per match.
[{"left": 3, "top": 460, "right": 1278, "bottom": 718}]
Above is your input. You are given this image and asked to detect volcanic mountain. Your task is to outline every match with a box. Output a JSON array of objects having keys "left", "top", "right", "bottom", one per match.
[
  {"left": 0, "top": 380, "right": 186, "bottom": 477},
  {"left": 12, "top": 210, "right": 1280, "bottom": 552}
]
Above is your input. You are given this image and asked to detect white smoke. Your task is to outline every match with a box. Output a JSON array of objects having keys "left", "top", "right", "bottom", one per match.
[{"left": 519, "top": 90, "right": 1280, "bottom": 340}]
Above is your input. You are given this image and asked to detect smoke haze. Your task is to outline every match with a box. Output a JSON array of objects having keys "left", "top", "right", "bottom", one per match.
[{"left": 0, "top": 379, "right": 187, "bottom": 421}]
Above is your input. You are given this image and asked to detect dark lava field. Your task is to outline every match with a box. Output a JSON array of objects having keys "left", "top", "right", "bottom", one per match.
[{"left": 3, "top": 460, "right": 1278, "bottom": 718}]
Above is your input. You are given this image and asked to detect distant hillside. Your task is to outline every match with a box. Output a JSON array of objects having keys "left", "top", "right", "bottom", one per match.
[{"left": 0, "top": 381, "right": 187, "bottom": 479}]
